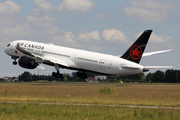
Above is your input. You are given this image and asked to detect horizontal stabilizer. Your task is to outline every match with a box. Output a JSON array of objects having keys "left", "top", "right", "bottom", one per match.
[
  {"left": 143, "top": 49, "right": 172, "bottom": 57},
  {"left": 144, "top": 66, "right": 174, "bottom": 69}
]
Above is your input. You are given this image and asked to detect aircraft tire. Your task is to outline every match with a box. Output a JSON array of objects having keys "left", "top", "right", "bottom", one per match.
[{"left": 13, "top": 61, "right": 17, "bottom": 65}]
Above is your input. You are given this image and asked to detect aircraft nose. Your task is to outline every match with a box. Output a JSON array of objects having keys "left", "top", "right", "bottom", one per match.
[
  {"left": 5, "top": 47, "right": 10, "bottom": 55},
  {"left": 5, "top": 43, "right": 13, "bottom": 55},
  {"left": 5, "top": 46, "right": 13, "bottom": 56}
]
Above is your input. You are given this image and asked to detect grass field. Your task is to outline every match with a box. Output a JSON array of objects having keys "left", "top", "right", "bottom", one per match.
[
  {"left": 0, "top": 82, "right": 180, "bottom": 119},
  {"left": 1, "top": 102, "right": 180, "bottom": 120}
]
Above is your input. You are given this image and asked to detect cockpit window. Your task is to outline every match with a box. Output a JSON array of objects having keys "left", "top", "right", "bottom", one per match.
[{"left": 7, "top": 44, "right": 10, "bottom": 47}]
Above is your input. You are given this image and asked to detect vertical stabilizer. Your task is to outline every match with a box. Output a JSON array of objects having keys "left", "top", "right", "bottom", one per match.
[{"left": 121, "top": 30, "right": 152, "bottom": 63}]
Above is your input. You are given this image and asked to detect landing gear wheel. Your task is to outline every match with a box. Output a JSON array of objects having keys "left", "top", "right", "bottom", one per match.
[
  {"left": 59, "top": 74, "right": 63, "bottom": 78},
  {"left": 52, "top": 72, "right": 63, "bottom": 79},
  {"left": 11, "top": 56, "right": 18, "bottom": 65},
  {"left": 52, "top": 72, "right": 56, "bottom": 77},
  {"left": 83, "top": 74, "right": 87, "bottom": 79},
  {"left": 52, "top": 64, "right": 64, "bottom": 79},
  {"left": 13, "top": 61, "right": 17, "bottom": 65},
  {"left": 77, "top": 72, "right": 87, "bottom": 78}
]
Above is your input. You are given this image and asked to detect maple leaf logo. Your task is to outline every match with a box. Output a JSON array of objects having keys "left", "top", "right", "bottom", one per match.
[
  {"left": 130, "top": 45, "right": 142, "bottom": 60},
  {"left": 132, "top": 48, "right": 140, "bottom": 57}
]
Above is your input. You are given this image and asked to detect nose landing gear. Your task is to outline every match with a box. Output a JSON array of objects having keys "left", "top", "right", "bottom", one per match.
[{"left": 11, "top": 56, "right": 18, "bottom": 65}]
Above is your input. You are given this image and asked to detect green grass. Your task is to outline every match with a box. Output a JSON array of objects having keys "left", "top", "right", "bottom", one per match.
[
  {"left": 99, "top": 86, "right": 114, "bottom": 94},
  {"left": 0, "top": 102, "right": 180, "bottom": 120},
  {"left": 0, "top": 83, "right": 180, "bottom": 106},
  {"left": 1, "top": 83, "right": 180, "bottom": 119}
]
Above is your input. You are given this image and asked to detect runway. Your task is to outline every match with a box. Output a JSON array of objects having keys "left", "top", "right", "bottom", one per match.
[
  {"left": 1, "top": 83, "right": 180, "bottom": 87},
  {"left": 1, "top": 101, "right": 180, "bottom": 109}
]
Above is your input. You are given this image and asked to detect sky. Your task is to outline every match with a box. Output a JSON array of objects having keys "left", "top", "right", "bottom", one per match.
[{"left": 0, "top": 0, "right": 180, "bottom": 77}]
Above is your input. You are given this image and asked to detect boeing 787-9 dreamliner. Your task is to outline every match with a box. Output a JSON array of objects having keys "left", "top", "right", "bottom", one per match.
[{"left": 5, "top": 30, "right": 172, "bottom": 78}]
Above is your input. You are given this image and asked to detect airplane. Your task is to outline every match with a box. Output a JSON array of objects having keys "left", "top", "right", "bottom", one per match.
[{"left": 5, "top": 30, "right": 172, "bottom": 78}]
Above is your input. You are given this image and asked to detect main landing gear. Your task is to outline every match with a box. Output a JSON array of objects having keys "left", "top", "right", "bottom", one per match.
[
  {"left": 11, "top": 56, "right": 18, "bottom": 65},
  {"left": 52, "top": 64, "right": 63, "bottom": 79},
  {"left": 52, "top": 70, "right": 63, "bottom": 79},
  {"left": 77, "top": 71, "right": 87, "bottom": 79}
]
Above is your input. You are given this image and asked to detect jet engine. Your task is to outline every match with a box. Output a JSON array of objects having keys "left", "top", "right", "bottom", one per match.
[{"left": 18, "top": 56, "right": 38, "bottom": 69}]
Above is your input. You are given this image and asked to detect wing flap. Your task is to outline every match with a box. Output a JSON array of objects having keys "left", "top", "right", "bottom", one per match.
[{"left": 43, "top": 56, "right": 69, "bottom": 67}]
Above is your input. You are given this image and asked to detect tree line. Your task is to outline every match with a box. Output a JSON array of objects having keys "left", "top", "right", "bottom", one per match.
[
  {"left": 18, "top": 69, "right": 180, "bottom": 83},
  {"left": 146, "top": 69, "right": 180, "bottom": 83},
  {"left": 18, "top": 71, "right": 96, "bottom": 82}
]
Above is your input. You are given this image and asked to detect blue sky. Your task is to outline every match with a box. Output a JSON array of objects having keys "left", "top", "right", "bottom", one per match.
[{"left": 0, "top": 0, "right": 179, "bottom": 77}]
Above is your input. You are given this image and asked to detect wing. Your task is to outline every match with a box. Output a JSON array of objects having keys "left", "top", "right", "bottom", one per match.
[{"left": 16, "top": 44, "right": 69, "bottom": 67}]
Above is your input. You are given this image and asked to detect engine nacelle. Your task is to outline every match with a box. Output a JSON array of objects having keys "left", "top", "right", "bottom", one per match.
[{"left": 18, "top": 56, "right": 38, "bottom": 69}]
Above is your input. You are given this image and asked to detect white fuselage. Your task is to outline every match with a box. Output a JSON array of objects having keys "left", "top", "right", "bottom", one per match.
[{"left": 5, "top": 40, "right": 144, "bottom": 76}]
